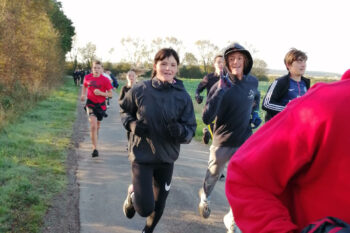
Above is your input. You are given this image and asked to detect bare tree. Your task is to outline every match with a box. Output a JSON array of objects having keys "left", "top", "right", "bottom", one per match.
[
  {"left": 78, "top": 42, "right": 97, "bottom": 69},
  {"left": 121, "top": 37, "right": 151, "bottom": 67},
  {"left": 151, "top": 37, "right": 165, "bottom": 54},
  {"left": 183, "top": 52, "right": 198, "bottom": 66},
  {"left": 164, "top": 37, "right": 183, "bottom": 58},
  {"left": 107, "top": 47, "right": 115, "bottom": 62},
  {"left": 195, "top": 40, "right": 219, "bottom": 73}
]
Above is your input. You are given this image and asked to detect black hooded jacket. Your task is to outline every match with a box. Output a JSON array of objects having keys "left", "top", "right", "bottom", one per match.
[
  {"left": 119, "top": 77, "right": 197, "bottom": 163},
  {"left": 195, "top": 72, "right": 220, "bottom": 97},
  {"left": 202, "top": 43, "right": 259, "bottom": 147}
]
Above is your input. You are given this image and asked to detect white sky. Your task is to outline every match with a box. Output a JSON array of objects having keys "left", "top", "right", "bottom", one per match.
[{"left": 60, "top": 0, "right": 349, "bottom": 74}]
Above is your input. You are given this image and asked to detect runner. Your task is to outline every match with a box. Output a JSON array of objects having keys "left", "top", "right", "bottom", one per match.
[
  {"left": 195, "top": 55, "right": 224, "bottom": 144},
  {"left": 79, "top": 69, "right": 85, "bottom": 86},
  {"left": 119, "top": 48, "right": 196, "bottom": 233},
  {"left": 80, "top": 60, "right": 113, "bottom": 157},
  {"left": 262, "top": 48, "right": 310, "bottom": 121},
  {"left": 226, "top": 69, "right": 350, "bottom": 233},
  {"left": 102, "top": 68, "right": 114, "bottom": 108},
  {"left": 197, "top": 43, "right": 260, "bottom": 233},
  {"left": 106, "top": 69, "right": 119, "bottom": 89},
  {"left": 118, "top": 70, "right": 137, "bottom": 147},
  {"left": 118, "top": 70, "right": 136, "bottom": 102},
  {"left": 73, "top": 69, "right": 80, "bottom": 86}
]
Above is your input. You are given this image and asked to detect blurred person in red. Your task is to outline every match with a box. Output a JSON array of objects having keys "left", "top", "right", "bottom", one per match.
[{"left": 225, "top": 69, "right": 350, "bottom": 233}]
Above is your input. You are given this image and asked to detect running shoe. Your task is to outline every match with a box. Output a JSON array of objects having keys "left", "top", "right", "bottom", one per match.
[
  {"left": 123, "top": 184, "right": 135, "bottom": 219},
  {"left": 223, "top": 211, "right": 234, "bottom": 233},
  {"left": 92, "top": 149, "right": 99, "bottom": 157},
  {"left": 198, "top": 188, "right": 211, "bottom": 218},
  {"left": 219, "top": 173, "right": 225, "bottom": 181},
  {"left": 202, "top": 128, "right": 210, "bottom": 144}
]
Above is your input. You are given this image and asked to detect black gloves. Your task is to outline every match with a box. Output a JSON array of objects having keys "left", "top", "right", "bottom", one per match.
[
  {"left": 167, "top": 121, "right": 185, "bottom": 139},
  {"left": 129, "top": 118, "right": 186, "bottom": 139},
  {"left": 195, "top": 94, "right": 203, "bottom": 104},
  {"left": 250, "top": 111, "right": 262, "bottom": 129},
  {"left": 218, "top": 70, "right": 233, "bottom": 89},
  {"left": 129, "top": 119, "right": 148, "bottom": 137}
]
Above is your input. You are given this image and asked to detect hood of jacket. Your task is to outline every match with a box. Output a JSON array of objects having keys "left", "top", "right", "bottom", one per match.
[
  {"left": 151, "top": 77, "right": 185, "bottom": 91},
  {"left": 223, "top": 42, "right": 253, "bottom": 75}
]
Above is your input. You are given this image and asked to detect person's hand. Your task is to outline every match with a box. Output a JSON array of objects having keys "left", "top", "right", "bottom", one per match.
[
  {"left": 250, "top": 111, "right": 262, "bottom": 129},
  {"left": 167, "top": 121, "right": 185, "bottom": 138},
  {"left": 129, "top": 120, "right": 148, "bottom": 137},
  {"left": 80, "top": 95, "right": 85, "bottom": 102},
  {"left": 218, "top": 71, "right": 233, "bottom": 89},
  {"left": 93, "top": 89, "right": 104, "bottom": 96},
  {"left": 195, "top": 94, "right": 203, "bottom": 104}
]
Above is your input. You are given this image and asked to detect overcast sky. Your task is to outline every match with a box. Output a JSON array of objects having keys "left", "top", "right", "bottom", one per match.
[{"left": 60, "top": 0, "right": 349, "bottom": 74}]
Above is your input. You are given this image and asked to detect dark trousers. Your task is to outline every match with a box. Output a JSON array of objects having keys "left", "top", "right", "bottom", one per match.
[{"left": 131, "top": 162, "right": 174, "bottom": 233}]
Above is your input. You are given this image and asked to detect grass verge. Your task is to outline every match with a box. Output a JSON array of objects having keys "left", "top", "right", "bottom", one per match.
[{"left": 0, "top": 78, "right": 78, "bottom": 233}]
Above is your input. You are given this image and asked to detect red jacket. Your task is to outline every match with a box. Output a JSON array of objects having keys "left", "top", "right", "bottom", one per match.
[
  {"left": 341, "top": 69, "right": 350, "bottom": 80},
  {"left": 226, "top": 78, "right": 350, "bottom": 233}
]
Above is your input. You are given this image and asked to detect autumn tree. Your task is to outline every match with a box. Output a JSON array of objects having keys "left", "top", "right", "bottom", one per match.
[
  {"left": 0, "top": 0, "right": 75, "bottom": 227},
  {"left": 45, "top": 0, "right": 75, "bottom": 53},
  {"left": 66, "top": 36, "right": 79, "bottom": 70}
]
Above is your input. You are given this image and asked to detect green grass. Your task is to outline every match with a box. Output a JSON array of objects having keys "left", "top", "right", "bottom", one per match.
[{"left": 0, "top": 78, "right": 78, "bottom": 232}]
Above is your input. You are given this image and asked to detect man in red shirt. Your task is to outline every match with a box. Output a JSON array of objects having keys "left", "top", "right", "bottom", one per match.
[
  {"left": 81, "top": 60, "right": 113, "bottom": 157},
  {"left": 226, "top": 69, "right": 350, "bottom": 233}
]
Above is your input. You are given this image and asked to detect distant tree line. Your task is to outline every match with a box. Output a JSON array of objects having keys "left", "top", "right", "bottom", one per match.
[
  {"left": 0, "top": 0, "right": 75, "bottom": 125},
  {"left": 67, "top": 38, "right": 268, "bottom": 80}
]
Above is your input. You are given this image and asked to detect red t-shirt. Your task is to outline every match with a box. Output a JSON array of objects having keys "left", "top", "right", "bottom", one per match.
[{"left": 83, "top": 73, "right": 113, "bottom": 104}]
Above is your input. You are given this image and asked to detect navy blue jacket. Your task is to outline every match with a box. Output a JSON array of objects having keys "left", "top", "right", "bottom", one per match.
[
  {"left": 262, "top": 74, "right": 310, "bottom": 121},
  {"left": 203, "top": 75, "right": 259, "bottom": 147},
  {"left": 195, "top": 72, "right": 220, "bottom": 97}
]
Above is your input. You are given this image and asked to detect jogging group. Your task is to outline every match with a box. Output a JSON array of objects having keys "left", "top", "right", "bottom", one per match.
[{"left": 79, "top": 42, "right": 350, "bottom": 233}]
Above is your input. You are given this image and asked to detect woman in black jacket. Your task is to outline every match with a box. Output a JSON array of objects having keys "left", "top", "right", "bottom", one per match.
[{"left": 119, "top": 48, "right": 196, "bottom": 233}]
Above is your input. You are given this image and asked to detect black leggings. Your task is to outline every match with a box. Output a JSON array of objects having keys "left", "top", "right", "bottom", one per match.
[{"left": 131, "top": 162, "right": 174, "bottom": 233}]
